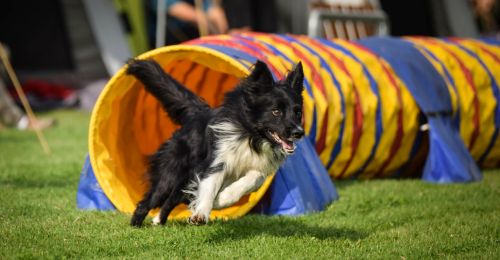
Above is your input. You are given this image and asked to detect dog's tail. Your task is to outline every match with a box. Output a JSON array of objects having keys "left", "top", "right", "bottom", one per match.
[{"left": 126, "top": 59, "right": 210, "bottom": 125}]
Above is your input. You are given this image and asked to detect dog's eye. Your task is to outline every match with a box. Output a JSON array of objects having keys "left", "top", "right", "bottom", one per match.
[{"left": 272, "top": 109, "right": 282, "bottom": 117}]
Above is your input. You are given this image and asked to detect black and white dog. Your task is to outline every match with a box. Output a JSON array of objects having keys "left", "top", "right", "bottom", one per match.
[{"left": 127, "top": 59, "right": 304, "bottom": 226}]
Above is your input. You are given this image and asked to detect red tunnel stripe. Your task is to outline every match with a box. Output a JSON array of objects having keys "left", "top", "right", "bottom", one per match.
[
  {"left": 303, "top": 38, "right": 365, "bottom": 178},
  {"left": 346, "top": 42, "right": 405, "bottom": 177},
  {"left": 338, "top": 83, "right": 363, "bottom": 178},
  {"left": 375, "top": 63, "right": 404, "bottom": 177},
  {"left": 422, "top": 38, "right": 480, "bottom": 150},
  {"left": 232, "top": 35, "right": 292, "bottom": 79},
  {"left": 465, "top": 41, "right": 500, "bottom": 65},
  {"left": 188, "top": 37, "right": 282, "bottom": 77}
]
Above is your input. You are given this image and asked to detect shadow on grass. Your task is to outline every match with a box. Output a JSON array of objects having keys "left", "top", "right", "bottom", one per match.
[
  {"left": 333, "top": 179, "right": 360, "bottom": 189},
  {"left": 205, "top": 216, "right": 367, "bottom": 243}
]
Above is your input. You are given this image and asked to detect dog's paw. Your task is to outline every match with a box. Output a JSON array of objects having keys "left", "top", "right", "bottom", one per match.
[
  {"left": 188, "top": 214, "right": 208, "bottom": 225},
  {"left": 131, "top": 220, "right": 143, "bottom": 227},
  {"left": 130, "top": 216, "right": 144, "bottom": 227},
  {"left": 152, "top": 215, "right": 161, "bottom": 226}
]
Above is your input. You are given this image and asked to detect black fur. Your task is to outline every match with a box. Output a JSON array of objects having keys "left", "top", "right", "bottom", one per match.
[{"left": 127, "top": 59, "right": 304, "bottom": 227}]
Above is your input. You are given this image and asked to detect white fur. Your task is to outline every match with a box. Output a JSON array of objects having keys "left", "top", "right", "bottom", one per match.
[
  {"left": 187, "top": 122, "right": 285, "bottom": 221},
  {"left": 213, "top": 170, "right": 266, "bottom": 209},
  {"left": 208, "top": 122, "right": 283, "bottom": 177},
  {"left": 190, "top": 173, "right": 225, "bottom": 221},
  {"left": 152, "top": 214, "right": 161, "bottom": 225}
]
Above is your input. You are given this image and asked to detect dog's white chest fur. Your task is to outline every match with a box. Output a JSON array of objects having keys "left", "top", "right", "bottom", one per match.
[
  {"left": 183, "top": 122, "right": 285, "bottom": 218},
  {"left": 209, "top": 122, "right": 282, "bottom": 179}
]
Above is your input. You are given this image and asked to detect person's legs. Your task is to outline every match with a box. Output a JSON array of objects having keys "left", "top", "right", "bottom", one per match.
[
  {"left": 253, "top": 0, "right": 278, "bottom": 33},
  {"left": 222, "top": 0, "right": 252, "bottom": 31},
  {"left": 0, "top": 45, "right": 55, "bottom": 130},
  {"left": 0, "top": 79, "right": 55, "bottom": 130},
  {"left": 0, "top": 77, "right": 24, "bottom": 128}
]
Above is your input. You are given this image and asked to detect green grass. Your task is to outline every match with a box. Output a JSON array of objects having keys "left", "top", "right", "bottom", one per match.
[{"left": 0, "top": 110, "right": 499, "bottom": 259}]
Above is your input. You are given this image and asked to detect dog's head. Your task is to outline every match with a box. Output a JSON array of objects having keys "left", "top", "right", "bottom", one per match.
[{"left": 241, "top": 60, "right": 305, "bottom": 155}]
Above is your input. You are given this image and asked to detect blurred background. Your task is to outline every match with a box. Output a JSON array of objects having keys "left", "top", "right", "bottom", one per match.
[{"left": 0, "top": 0, "right": 499, "bottom": 128}]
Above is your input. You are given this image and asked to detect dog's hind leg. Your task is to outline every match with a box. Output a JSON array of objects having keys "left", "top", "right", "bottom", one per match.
[
  {"left": 152, "top": 188, "right": 184, "bottom": 225},
  {"left": 131, "top": 190, "right": 154, "bottom": 227}
]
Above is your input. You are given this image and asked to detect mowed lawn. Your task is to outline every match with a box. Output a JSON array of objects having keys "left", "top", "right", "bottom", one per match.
[{"left": 0, "top": 110, "right": 498, "bottom": 259}]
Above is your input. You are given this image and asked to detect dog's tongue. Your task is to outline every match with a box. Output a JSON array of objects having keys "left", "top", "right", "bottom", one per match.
[
  {"left": 281, "top": 140, "right": 293, "bottom": 150},
  {"left": 270, "top": 132, "right": 295, "bottom": 153}
]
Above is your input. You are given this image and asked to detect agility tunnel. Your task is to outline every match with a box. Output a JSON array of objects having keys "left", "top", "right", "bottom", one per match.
[{"left": 78, "top": 33, "right": 500, "bottom": 219}]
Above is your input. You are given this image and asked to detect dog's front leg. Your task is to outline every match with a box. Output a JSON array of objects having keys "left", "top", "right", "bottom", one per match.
[
  {"left": 213, "top": 170, "right": 266, "bottom": 209},
  {"left": 189, "top": 172, "right": 225, "bottom": 225}
]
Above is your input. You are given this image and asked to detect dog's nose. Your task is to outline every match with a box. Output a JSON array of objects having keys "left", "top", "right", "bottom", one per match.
[{"left": 291, "top": 127, "right": 304, "bottom": 139}]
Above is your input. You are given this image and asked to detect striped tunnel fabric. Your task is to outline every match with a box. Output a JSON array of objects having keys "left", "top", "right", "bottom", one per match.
[
  {"left": 406, "top": 37, "right": 500, "bottom": 168},
  {"left": 187, "top": 34, "right": 499, "bottom": 179},
  {"left": 187, "top": 34, "right": 422, "bottom": 180},
  {"left": 83, "top": 34, "right": 500, "bottom": 218}
]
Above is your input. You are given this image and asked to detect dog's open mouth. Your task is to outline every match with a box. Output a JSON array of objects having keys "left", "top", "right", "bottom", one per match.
[{"left": 268, "top": 131, "right": 295, "bottom": 154}]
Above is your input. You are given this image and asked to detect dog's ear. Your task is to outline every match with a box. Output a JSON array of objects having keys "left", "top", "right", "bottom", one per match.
[
  {"left": 286, "top": 62, "right": 304, "bottom": 95},
  {"left": 246, "top": 60, "right": 274, "bottom": 93}
]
